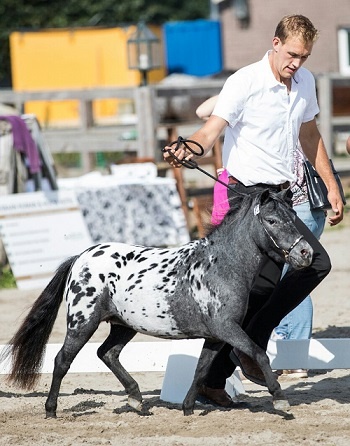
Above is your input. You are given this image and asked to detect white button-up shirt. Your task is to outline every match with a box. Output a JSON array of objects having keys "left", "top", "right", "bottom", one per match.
[{"left": 212, "top": 51, "right": 319, "bottom": 186}]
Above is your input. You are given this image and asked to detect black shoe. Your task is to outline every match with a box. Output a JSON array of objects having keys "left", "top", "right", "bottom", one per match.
[{"left": 197, "top": 385, "right": 249, "bottom": 408}]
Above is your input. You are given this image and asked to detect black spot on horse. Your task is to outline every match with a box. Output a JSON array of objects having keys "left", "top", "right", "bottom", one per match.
[
  {"left": 127, "top": 274, "right": 135, "bottom": 281},
  {"left": 126, "top": 252, "right": 135, "bottom": 261},
  {"left": 139, "top": 269, "right": 148, "bottom": 275},
  {"left": 167, "top": 271, "right": 177, "bottom": 277},
  {"left": 87, "top": 296, "right": 98, "bottom": 308},
  {"left": 70, "top": 281, "right": 82, "bottom": 294},
  {"left": 136, "top": 257, "right": 147, "bottom": 263},
  {"left": 85, "top": 244, "right": 99, "bottom": 253},
  {"left": 92, "top": 250, "right": 105, "bottom": 257},
  {"left": 75, "top": 311, "right": 86, "bottom": 323},
  {"left": 99, "top": 273, "right": 105, "bottom": 283},
  {"left": 140, "top": 248, "right": 153, "bottom": 254},
  {"left": 73, "top": 292, "right": 85, "bottom": 306},
  {"left": 80, "top": 267, "right": 92, "bottom": 284},
  {"left": 86, "top": 287, "right": 96, "bottom": 297},
  {"left": 67, "top": 314, "right": 77, "bottom": 328}
]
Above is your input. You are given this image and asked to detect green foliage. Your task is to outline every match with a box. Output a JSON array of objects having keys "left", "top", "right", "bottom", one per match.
[
  {"left": 52, "top": 152, "right": 81, "bottom": 168},
  {"left": 0, "top": 0, "right": 209, "bottom": 86},
  {"left": 0, "top": 265, "right": 16, "bottom": 289}
]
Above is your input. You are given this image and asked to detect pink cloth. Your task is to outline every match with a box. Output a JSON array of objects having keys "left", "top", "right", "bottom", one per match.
[{"left": 211, "top": 169, "right": 230, "bottom": 225}]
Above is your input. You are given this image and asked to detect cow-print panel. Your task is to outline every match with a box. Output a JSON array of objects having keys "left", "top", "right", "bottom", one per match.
[{"left": 76, "top": 182, "right": 190, "bottom": 246}]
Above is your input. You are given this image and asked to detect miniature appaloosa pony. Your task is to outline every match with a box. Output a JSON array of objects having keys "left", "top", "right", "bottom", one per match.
[{"left": 2, "top": 189, "right": 312, "bottom": 418}]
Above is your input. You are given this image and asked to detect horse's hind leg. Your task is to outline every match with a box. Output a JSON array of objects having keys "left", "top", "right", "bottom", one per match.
[
  {"left": 182, "top": 340, "right": 224, "bottom": 416},
  {"left": 45, "top": 321, "right": 99, "bottom": 418},
  {"left": 97, "top": 324, "right": 142, "bottom": 411}
]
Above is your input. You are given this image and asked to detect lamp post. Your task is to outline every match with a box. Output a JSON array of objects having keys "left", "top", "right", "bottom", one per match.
[{"left": 127, "top": 21, "right": 161, "bottom": 86}]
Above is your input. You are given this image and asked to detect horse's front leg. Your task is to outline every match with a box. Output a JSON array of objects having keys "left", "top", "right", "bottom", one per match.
[
  {"left": 182, "top": 340, "right": 224, "bottom": 416},
  {"left": 222, "top": 325, "right": 290, "bottom": 412},
  {"left": 251, "top": 347, "right": 290, "bottom": 411}
]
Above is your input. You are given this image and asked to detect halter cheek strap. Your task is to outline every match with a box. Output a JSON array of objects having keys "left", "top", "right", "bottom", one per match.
[{"left": 254, "top": 204, "right": 304, "bottom": 261}]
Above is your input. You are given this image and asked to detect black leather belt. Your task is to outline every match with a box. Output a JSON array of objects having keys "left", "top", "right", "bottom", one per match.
[{"left": 228, "top": 176, "right": 290, "bottom": 192}]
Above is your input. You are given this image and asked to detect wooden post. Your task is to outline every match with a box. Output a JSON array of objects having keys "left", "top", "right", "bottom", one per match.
[
  {"left": 317, "top": 74, "right": 333, "bottom": 157},
  {"left": 134, "top": 86, "right": 157, "bottom": 158},
  {"left": 79, "top": 98, "right": 95, "bottom": 173}
]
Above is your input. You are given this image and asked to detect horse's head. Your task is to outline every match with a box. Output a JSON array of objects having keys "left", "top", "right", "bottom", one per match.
[{"left": 253, "top": 189, "right": 313, "bottom": 269}]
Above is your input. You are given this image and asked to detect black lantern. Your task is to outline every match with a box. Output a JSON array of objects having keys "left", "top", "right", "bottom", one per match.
[{"left": 127, "top": 22, "right": 161, "bottom": 86}]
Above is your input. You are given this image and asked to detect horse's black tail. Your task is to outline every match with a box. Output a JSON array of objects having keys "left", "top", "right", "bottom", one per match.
[{"left": 1, "top": 255, "right": 78, "bottom": 390}]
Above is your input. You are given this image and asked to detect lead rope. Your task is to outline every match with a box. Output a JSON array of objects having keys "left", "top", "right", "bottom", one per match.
[
  {"left": 164, "top": 137, "right": 303, "bottom": 258},
  {"left": 161, "top": 136, "right": 238, "bottom": 192}
]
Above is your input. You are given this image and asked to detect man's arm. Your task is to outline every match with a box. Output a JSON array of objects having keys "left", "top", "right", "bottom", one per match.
[
  {"left": 299, "top": 119, "right": 344, "bottom": 225},
  {"left": 163, "top": 115, "right": 227, "bottom": 168},
  {"left": 196, "top": 95, "right": 219, "bottom": 121}
]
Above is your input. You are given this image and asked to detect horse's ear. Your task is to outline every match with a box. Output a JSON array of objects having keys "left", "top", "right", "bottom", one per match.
[
  {"left": 259, "top": 188, "right": 270, "bottom": 204},
  {"left": 279, "top": 188, "right": 292, "bottom": 202}
]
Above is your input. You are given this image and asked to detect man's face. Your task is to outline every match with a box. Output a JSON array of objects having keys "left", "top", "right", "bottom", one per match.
[{"left": 272, "top": 36, "right": 313, "bottom": 80}]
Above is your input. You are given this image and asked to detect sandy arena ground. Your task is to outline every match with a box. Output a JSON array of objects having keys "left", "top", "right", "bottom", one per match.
[{"left": 1, "top": 218, "right": 350, "bottom": 446}]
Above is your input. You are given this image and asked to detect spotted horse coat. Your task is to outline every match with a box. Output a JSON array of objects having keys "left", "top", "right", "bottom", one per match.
[
  {"left": 67, "top": 239, "right": 236, "bottom": 340},
  {"left": 2, "top": 189, "right": 314, "bottom": 419}
]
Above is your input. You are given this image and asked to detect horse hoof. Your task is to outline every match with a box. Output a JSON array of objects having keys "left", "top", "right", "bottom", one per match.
[
  {"left": 273, "top": 399, "right": 290, "bottom": 412},
  {"left": 128, "top": 396, "right": 143, "bottom": 412},
  {"left": 183, "top": 408, "right": 194, "bottom": 416},
  {"left": 45, "top": 412, "right": 57, "bottom": 419}
]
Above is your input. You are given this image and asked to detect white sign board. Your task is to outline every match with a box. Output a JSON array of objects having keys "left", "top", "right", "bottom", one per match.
[{"left": 0, "top": 190, "right": 93, "bottom": 290}]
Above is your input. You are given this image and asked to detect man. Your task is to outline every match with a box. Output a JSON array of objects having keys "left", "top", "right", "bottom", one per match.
[{"left": 163, "top": 14, "right": 344, "bottom": 407}]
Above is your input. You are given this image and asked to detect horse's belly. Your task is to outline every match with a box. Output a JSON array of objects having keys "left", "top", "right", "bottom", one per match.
[
  {"left": 112, "top": 289, "right": 184, "bottom": 337},
  {"left": 117, "top": 309, "right": 184, "bottom": 337}
]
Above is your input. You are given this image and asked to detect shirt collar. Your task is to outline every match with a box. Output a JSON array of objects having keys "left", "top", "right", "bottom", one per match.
[{"left": 262, "top": 50, "right": 301, "bottom": 89}]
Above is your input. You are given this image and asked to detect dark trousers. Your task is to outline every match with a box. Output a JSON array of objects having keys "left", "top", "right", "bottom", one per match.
[{"left": 205, "top": 183, "right": 331, "bottom": 389}]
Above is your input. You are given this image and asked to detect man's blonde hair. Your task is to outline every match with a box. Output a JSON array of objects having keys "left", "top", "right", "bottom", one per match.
[{"left": 275, "top": 14, "right": 319, "bottom": 44}]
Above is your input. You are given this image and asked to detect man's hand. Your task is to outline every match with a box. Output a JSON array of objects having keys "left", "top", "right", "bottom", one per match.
[
  {"left": 326, "top": 190, "right": 344, "bottom": 226},
  {"left": 162, "top": 143, "right": 194, "bottom": 168}
]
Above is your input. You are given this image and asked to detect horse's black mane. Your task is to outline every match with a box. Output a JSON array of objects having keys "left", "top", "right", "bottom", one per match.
[{"left": 205, "top": 189, "right": 289, "bottom": 237}]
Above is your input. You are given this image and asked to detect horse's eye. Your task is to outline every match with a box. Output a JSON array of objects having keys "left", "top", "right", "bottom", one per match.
[{"left": 266, "top": 219, "right": 276, "bottom": 225}]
